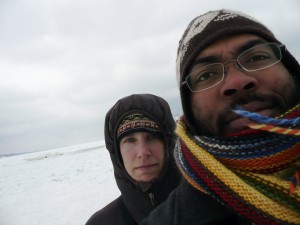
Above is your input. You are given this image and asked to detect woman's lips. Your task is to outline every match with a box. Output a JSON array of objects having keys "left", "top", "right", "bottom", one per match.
[{"left": 135, "top": 163, "right": 158, "bottom": 171}]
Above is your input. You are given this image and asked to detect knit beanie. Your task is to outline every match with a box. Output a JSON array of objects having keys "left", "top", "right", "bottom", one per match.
[
  {"left": 117, "top": 113, "right": 161, "bottom": 142},
  {"left": 176, "top": 9, "right": 300, "bottom": 134}
]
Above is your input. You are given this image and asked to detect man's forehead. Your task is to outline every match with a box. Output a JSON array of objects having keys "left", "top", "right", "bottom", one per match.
[{"left": 195, "top": 34, "right": 265, "bottom": 59}]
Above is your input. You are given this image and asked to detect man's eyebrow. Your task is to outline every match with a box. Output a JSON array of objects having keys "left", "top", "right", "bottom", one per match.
[
  {"left": 189, "top": 55, "right": 218, "bottom": 72},
  {"left": 236, "top": 39, "right": 268, "bottom": 53},
  {"left": 188, "top": 38, "right": 268, "bottom": 72}
]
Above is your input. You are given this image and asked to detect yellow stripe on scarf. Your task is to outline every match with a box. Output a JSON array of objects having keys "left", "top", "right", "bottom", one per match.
[
  {"left": 249, "top": 123, "right": 300, "bottom": 135},
  {"left": 176, "top": 122, "right": 300, "bottom": 224}
]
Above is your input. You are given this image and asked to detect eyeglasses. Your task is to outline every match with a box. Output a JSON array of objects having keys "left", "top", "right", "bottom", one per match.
[{"left": 182, "top": 43, "right": 285, "bottom": 92}]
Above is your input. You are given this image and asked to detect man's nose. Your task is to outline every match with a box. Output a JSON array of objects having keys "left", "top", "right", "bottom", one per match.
[{"left": 220, "top": 61, "right": 258, "bottom": 97}]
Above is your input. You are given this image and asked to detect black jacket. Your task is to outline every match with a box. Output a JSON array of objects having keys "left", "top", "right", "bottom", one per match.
[
  {"left": 86, "top": 94, "right": 181, "bottom": 225},
  {"left": 141, "top": 180, "right": 253, "bottom": 225}
]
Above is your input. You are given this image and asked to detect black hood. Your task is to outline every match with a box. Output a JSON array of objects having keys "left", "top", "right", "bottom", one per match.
[{"left": 104, "top": 93, "right": 181, "bottom": 223}]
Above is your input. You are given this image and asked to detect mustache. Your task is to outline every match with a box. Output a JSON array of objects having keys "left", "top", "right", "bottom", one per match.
[
  {"left": 232, "top": 93, "right": 282, "bottom": 109},
  {"left": 216, "top": 93, "right": 284, "bottom": 134}
]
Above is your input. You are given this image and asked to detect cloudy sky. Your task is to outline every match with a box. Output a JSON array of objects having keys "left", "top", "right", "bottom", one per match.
[{"left": 1, "top": 0, "right": 300, "bottom": 155}]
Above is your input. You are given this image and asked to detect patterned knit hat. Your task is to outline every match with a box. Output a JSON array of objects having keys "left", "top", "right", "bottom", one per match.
[
  {"left": 117, "top": 113, "right": 161, "bottom": 142},
  {"left": 176, "top": 9, "right": 300, "bottom": 134}
]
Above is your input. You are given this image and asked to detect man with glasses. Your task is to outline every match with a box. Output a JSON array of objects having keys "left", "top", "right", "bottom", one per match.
[{"left": 142, "top": 9, "right": 300, "bottom": 225}]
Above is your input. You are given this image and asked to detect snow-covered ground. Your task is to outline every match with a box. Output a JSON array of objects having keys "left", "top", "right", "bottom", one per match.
[{"left": 0, "top": 141, "right": 120, "bottom": 225}]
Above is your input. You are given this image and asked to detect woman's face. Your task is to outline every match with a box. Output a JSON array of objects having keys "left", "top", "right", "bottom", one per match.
[{"left": 119, "top": 132, "right": 165, "bottom": 182}]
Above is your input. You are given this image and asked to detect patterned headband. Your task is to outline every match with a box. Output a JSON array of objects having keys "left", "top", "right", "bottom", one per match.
[{"left": 117, "top": 113, "right": 161, "bottom": 141}]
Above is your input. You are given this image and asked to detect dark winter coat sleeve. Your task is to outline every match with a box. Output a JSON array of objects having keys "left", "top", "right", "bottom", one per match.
[
  {"left": 141, "top": 180, "right": 252, "bottom": 225},
  {"left": 85, "top": 196, "right": 137, "bottom": 225}
]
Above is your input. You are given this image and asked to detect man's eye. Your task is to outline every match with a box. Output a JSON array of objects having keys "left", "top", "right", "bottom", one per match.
[
  {"left": 247, "top": 53, "right": 270, "bottom": 62},
  {"left": 194, "top": 71, "right": 218, "bottom": 83},
  {"left": 195, "top": 71, "right": 216, "bottom": 82}
]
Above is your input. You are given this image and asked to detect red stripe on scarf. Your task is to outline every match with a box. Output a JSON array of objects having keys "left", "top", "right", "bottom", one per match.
[{"left": 180, "top": 140, "right": 280, "bottom": 225}]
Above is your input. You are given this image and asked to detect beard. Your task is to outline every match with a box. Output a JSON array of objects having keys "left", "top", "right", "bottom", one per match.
[{"left": 192, "top": 86, "right": 300, "bottom": 136}]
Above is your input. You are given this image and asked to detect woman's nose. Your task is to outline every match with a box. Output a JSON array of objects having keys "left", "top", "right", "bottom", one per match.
[{"left": 136, "top": 142, "right": 151, "bottom": 158}]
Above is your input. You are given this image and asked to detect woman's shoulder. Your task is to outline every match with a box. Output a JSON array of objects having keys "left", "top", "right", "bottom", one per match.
[{"left": 85, "top": 196, "right": 136, "bottom": 225}]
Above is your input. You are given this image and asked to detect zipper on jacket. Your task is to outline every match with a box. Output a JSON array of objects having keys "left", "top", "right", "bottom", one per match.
[{"left": 148, "top": 192, "right": 155, "bottom": 207}]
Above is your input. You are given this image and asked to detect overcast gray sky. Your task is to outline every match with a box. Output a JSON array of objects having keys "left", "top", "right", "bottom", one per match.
[{"left": 1, "top": 0, "right": 300, "bottom": 155}]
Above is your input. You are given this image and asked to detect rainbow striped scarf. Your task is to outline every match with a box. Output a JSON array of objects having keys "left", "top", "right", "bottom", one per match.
[{"left": 175, "top": 104, "right": 300, "bottom": 225}]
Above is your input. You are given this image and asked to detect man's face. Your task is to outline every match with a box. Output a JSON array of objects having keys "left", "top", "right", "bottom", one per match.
[
  {"left": 189, "top": 34, "right": 298, "bottom": 136},
  {"left": 119, "top": 132, "right": 165, "bottom": 182}
]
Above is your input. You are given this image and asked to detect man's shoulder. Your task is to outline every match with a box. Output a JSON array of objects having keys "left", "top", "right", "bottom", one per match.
[{"left": 142, "top": 180, "right": 249, "bottom": 225}]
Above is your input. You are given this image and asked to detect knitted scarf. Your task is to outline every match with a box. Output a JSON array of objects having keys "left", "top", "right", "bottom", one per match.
[{"left": 175, "top": 104, "right": 300, "bottom": 225}]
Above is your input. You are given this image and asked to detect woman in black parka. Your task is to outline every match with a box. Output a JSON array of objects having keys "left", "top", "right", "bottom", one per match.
[{"left": 85, "top": 94, "right": 181, "bottom": 225}]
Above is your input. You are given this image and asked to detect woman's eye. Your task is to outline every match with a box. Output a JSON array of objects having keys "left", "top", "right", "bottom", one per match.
[
  {"left": 122, "top": 137, "right": 135, "bottom": 143},
  {"left": 146, "top": 134, "right": 160, "bottom": 142},
  {"left": 146, "top": 134, "right": 155, "bottom": 141}
]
